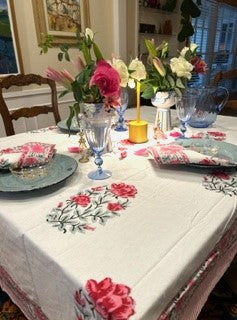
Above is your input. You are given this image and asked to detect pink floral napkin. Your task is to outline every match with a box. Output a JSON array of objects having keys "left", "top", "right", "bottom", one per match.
[
  {"left": 148, "top": 143, "right": 237, "bottom": 167},
  {"left": 0, "top": 142, "right": 56, "bottom": 169}
]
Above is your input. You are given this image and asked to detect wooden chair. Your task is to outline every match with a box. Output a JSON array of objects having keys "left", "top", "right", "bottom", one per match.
[
  {"left": 213, "top": 68, "right": 237, "bottom": 116},
  {"left": 0, "top": 74, "right": 61, "bottom": 136}
]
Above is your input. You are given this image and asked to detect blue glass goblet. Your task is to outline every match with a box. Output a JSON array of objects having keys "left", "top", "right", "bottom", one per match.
[
  {"left": 115, "top": 88, "right": 129, "bottom": 131},
  {"left": 176, "top": 89, "right": 197, "bottom": 138},
  {"left": 82, "top": 113, "right": 112, "bottom": 180}
]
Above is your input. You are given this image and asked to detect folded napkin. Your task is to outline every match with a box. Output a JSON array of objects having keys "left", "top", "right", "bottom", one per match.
[
  {"left": 0, "top": 142, "right": 56, "bottom": 169},
  {"left": 148, "top": 143, "right": 237, "bottom": 167}
]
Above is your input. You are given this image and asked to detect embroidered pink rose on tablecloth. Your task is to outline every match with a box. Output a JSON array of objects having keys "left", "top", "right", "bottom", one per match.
[
  {"left": 111, "top": 183, "right": 137, "bottom": 198},
  {"left": 74, "top": 278, "right": 135, "bottom": 320},
  {"left": 86, "top": 278, "right": 135, "bottom": 320},
  {"left": 107, "top": 202, "right": 124, "bottom": 211},
  {"left": 202, "top": 170, "right": 237, "bottom": 196},
  {"left": 71, "top": 194, "right": 91, "bottom": 207},
  {"left": 47, "top": 182, "right": 138, "bottom": 234}
]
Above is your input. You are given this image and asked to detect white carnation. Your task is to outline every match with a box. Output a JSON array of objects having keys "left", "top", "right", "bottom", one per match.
[{"left": 170, "top": 56, "right": 194, "bottom": 79}]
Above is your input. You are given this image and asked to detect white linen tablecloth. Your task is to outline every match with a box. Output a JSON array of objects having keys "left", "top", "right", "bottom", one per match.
[{"left": 0, "top": 106, "right": 237, "bottom": 320}]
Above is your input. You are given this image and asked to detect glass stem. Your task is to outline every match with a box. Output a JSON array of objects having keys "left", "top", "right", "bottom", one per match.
[
  {"left": 94, "top": 151, "right": 103, "bottom": 175},
  {"left": 181, "top": 121, "right": 187, "bottom": 137}
]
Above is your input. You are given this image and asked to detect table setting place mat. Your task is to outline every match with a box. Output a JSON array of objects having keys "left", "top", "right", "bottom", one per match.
[{"left": 0, "top": 142, "right": 56, "bottom": 170}]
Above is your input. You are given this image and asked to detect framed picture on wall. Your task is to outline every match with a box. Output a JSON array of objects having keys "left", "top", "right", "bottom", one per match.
[
  {"left": 0, "top": 0, "right": 23, "bottom": 77},
  {"left": 32, "top": 0, "right": 90, "bottom": 45}
]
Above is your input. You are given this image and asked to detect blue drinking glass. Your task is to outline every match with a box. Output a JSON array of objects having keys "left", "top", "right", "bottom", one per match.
[
  {"left": 82, "top": 113, "right": 112, "bottom": 180},
  {"left": 115, "top": 88, "right": 129, "bottom": 132}
]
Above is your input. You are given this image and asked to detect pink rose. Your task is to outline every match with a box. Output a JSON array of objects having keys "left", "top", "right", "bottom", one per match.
[
  {"left": 107, "top": 202, "right": 124, "bottom": 211},
  {"left": 71, "top": 194, "right": 91, "bottom": 207},
  {"left": 212, "top": 171, "right": 231, "bottom": 180},
  {"left": 111, "top": 183, "right": 137, "bottom": 198},
  {"left": 90, "top": 60, "right": 121, "bottom": 99},
  {"left": 86, "top": 278, "right": 135, "bottom": 320},
  {"left": 191, "top": 56, "right": 207, "bottom": 74}
]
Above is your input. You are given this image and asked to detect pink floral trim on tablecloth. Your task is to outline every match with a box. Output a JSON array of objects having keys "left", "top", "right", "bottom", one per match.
[
  {"left": 74, "top": 277, "right": 135, "bottom": 320},
  {"left": 159, "top": 216, "right": 237, "bottom": 320},
  {"left": 148, "top": 144, "right": 190, "bottom": 165},
  {"left": 202, "top": 170, "right": 237, "bottom": 196},
  {"left": 47, "top": 182, "right": 138, "bottom": 234},
  {"left": 0, "top": 265, "right": 48, "bottom": 320}
]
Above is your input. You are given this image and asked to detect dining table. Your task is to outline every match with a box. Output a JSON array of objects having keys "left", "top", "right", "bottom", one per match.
[{"left": 0, "top": 106, "right": 237, "bottom": 320}]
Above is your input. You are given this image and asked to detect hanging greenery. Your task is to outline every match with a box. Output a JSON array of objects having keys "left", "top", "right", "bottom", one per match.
[{"left": 178, "top": 0, "right": 201, "bottom": 42}]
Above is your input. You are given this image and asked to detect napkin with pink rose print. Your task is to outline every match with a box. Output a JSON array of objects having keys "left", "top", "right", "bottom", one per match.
[
  {"left": 0, "top": 142, "right": 56, "bottom": 170},
  {"left": 148, "top": 139, "right": 237, "bottom": 167}
]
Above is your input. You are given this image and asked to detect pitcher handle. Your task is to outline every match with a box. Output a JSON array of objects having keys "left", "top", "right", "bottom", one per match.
[{"left": 214, "top": 86, "right": 229, "bottom": 113}]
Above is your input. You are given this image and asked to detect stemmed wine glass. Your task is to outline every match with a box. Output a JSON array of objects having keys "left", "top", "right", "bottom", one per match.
[
  {"left": 82, "top": 112, "right": 112, "bottom": 180},
  {"left": 175, "top": 89, "right": 197, "bottom": 138},
  {"left": 115, "top": 88, "right": 129, "bottom": 131}
]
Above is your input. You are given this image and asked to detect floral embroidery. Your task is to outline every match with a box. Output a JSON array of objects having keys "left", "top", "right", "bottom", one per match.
[
  {"left": 120, "top": 139, "right": 135, "bottom": 146},
  {"left": 74, "top": 278, "right": 135, "bottom": 320},
  {"left": 202, "top": 170, "right": 237, "bottom": 196},
  {"left": 148, "top": 144, "right": 190, "bottom": 165},
  {"left": 47, "top": 183, "right": 138, "bottom": 234}
]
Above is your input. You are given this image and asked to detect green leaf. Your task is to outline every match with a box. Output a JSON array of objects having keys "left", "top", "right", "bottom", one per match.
[
  {"left": 141, "top": 84, "right": 155, "bottom": 99},
  {"left": 65, "top": 52, "right": 70, "bottom": 62},
  {"left": 176, "top": 78, "right": 186, "bottom": 89},
  {"left": 145, "top": 39, "right": 157, "bottom": 58},
  {"left": 59, "top": 90, "right": 70, "bottom": 98},
  {"left": 167, "top": 75, "right": 175, "bottom": 87},
  {"left": 174, "top": 87, "right": 182, "bottom": 97},
  {"left": 82, "top": 42, "right": 92, "bottom": 65},
  {"left": 93, "top": 42, "right": 103, "bottom": 61},
  {"left": 58, "top": 52, "right": 63, "bottom": 61}
]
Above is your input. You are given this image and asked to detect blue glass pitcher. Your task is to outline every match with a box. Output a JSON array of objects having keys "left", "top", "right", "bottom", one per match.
[{"left": 188, "top": 86, "right": 229, "bottom": 128}]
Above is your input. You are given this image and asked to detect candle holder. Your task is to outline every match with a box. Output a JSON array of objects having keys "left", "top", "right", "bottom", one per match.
[{"left": 128, "top": 81, "right": 148, "bottom": 144}]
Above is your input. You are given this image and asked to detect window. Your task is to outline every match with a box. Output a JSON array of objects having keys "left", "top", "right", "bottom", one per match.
[{"left": 191, "top": 0, "right": 237, "bottom": 91}]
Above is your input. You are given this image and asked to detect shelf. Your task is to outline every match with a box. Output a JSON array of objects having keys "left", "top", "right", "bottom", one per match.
[
  {"left": 139, "top": 32, "right": 177, "bottom": 37},
  {"left": 139, "top": 5, "right": 178, "bottom": 15}
]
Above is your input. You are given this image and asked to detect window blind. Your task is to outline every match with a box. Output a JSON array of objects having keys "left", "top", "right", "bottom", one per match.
[{"left": 191, "top": 0, "right": 237, "bottom": 92}]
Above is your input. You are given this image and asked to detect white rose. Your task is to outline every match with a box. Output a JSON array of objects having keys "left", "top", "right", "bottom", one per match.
[
  {"left": 112, "top": 58, "right": 129, "bottom": 87},
  {"left": 85, "top": 28, "right": 94, "bottom": 40},
  {"left": 190, "top": 43, "right": 198, "bottom": 53},
  {"left": 180, "top": 47, "right": 189, "bottom": 57},
  {"left": 170, "top": 56, "right": 194, "bottom": 79},
  {"left": 128, "top": 58, "right": 146, "bottom": 81}
]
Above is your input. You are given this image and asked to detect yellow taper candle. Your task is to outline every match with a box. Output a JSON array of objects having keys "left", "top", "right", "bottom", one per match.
[
  {"left": 129, "top": 81, "right": 148, "bottom": 143},
  {"left": 137, "top": 81, "right": 141, "bottom": 122}
]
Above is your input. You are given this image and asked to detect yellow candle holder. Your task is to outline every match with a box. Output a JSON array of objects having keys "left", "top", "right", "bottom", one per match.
[{"left": 129, "top": 120, "right": 148, "bottom": 144}]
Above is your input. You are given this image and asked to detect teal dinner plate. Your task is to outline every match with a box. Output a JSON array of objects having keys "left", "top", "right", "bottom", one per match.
[
  {"left": 176, "top": 138, "right": 237, "bottom": 167},
  {"left": 0, "top": 154, "right": 78, "bottom": 192},
  {"left": 57, "top": 118, "right": 80, "bottom": 133}
]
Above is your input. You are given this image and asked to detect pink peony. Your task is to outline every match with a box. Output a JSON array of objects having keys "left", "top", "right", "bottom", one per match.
[
  {"left": 71, "top": 194, "right": 91, "bottom": 207},
  {"left": 90, "top": 60, "right": 121, "bottom": 99},
  {"left": 111, "top": 183, "right": 137, "bottom": 198},
  {"left": 86, "top": 278, "right": 135, "bottom": 320}
]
